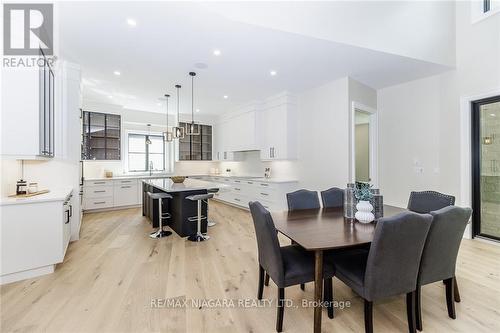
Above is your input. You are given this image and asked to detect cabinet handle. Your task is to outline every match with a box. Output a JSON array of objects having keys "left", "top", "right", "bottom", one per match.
[
  {"left": 94, "top": 201, "right": 106, "bottom": 204},
  {"left": 121, "top": 186, "right": 132, "bottom": 188},
  {"left": 235, "top": 188, "right": 241, "bottom": 191},
  {"left": 234, "top": 198, "right": 241, "bottom": 202},
  {"left": 234, "top": 180, "right": 241, "bottom": 183},
  {"left": 269, "top": 147, "right": 272, "bottom": 158},
  {"left": 94, "top": 190, "right": 106, "bottom": 193},
  {"left": 260, "top": 183, "right": 269, "bottom": 187},
  {"left": 247, "top": 181, "right": 253, "bottom": 184},
  {"left": 260, "top": 192, "right": 269, "bottom": 196},
  {"left": 93, "top": 182, "right": 106, "bottom": 185},
  {"left": 121, "top": 180, "right": 132, "bottom": 183},
  {"left": 65, "top": 210, "right": 70, "bottom": 224},
  {"left": 69, "top": 205, "right": 73, "bottom": 217}
]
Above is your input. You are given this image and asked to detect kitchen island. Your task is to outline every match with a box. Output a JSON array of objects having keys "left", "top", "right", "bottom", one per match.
[{"left": 142, "top": 178, "right": 226, "bottom": 237}]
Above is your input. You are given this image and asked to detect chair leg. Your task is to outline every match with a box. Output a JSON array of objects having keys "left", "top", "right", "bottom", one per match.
[
  {"left": 258, "top": 265, "right": 264, "bottom": 300},
  {"left": 265, "top": 273, "right": 270, "bottom": 286},
  {"left": 406, "top": 291, "right": 416, "bottom": 333},
  {"left": 300, "top": 283, "right": 305, "bottom": 291},
  {"left": 453, "top": 277, "right": 461, "bottom": 303},
  {"left": 364, "top": 299, "right": 373, "bottom": 333},
  {"left": 445, "top": 278, "right": 456, "bottom": 319},
  {"left": 276, "top": 288, "right": 285, "bottom": 332},
  {"left": 323, "top": 278, "right": 334, "bottom": 319},
  {"left": 415, "top": 285, "right": 423, "bottom": 331}
]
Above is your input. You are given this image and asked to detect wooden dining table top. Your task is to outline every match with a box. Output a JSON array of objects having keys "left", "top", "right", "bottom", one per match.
[{"left": 271, "top": 205, "right": 406, "bottom": 251}]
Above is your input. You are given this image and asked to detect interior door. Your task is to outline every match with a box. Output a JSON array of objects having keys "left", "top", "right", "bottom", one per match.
[{"left": 472, "top": 96, "right": 500, "bottom": 241}]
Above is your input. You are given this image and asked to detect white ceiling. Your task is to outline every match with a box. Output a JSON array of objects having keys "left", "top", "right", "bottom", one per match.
[{"left": 59, "top": 2, "right": 452, "bottom": 115}]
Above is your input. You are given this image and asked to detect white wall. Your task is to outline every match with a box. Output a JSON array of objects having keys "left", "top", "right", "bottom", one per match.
[
  {"left": 205, "top": 1, "right": 456, "bottom": 66},
  {"left": 377, "top": 2, "right": 500, "bottom": 209}
]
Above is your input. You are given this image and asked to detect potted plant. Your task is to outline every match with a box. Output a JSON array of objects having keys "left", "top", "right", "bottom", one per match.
[{"left": 354, "top": 182, "right": 374, "bottom": 223}]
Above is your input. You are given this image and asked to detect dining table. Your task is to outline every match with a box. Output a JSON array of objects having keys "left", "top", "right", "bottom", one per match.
[{"left": 271, "top": 205, "right": 406, "bottom": 333}]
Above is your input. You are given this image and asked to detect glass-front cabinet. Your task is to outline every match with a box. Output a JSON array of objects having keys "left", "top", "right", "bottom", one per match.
[
  {"left": 82, "top": 111, "right": 121, "bottom": 160},
  {"left": 178, "top": 122, "right": 212, "bottom": 161}
]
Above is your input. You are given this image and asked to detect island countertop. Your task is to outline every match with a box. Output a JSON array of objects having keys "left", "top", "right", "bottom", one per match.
[{"left": 143, "top": 178, "right": 229, "bottom": 193}]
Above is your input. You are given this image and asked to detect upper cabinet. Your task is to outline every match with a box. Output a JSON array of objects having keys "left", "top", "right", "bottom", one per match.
[
  {"left": 178, "top": 122, "right": 213, "bottom": 161},
  {"left": 259, "top": 92, "right": 298, "bottom": 161},
  {"left": 1, "top": 49, "right": 56, "bottom": 159},
  {"left": 82, "top": 112, "right": 121, "bottom": 160},
  {"left": 213, "top": 92, "right": 297, "bottom": 161}
]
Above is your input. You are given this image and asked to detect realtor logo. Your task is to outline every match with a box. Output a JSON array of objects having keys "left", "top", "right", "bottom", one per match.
[{"left": 3, "top": 3, "right": 53, "bottom": 55}]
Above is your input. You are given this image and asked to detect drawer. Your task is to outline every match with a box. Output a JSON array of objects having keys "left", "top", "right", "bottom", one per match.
[
  {"left": 84, "top": 186, "right": 114, "bottom": 198},
  {"left": 84, "top": 197, "right": 113, "bottom": 210},
  {"left": 114, "top": 184, "right": 139, "bottom": 207},
  {"left": 84, "top": 180, "right": 113, "bottom": 187},
  {"left": 114, "top": 179, "right": 138, "bottom": 186}
]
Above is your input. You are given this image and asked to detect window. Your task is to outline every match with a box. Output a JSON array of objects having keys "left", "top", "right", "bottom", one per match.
[{"left": 128, "top": 133, "right": 165, "bottom": 172}]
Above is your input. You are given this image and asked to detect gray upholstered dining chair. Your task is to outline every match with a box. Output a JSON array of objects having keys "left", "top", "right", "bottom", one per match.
[
  {"left": 284, "top": 189, "right": 321, "bottom": 290},
  {"left": 415, "top": 206, "right": 472, "bottom": 331},
  {"left": 406, "top": 190, "right": 462, "bottom": 303},
  {"left": 326, "top": 211, "right": 433, "bottom": 333},
  {"left": 407, "top": 191, "right": 455, "bottom": 214},
  {"left": 249, "top": 201, "right": 335, "bottom": 332},
  {"left": 320, "top": 187, "right": 344, "bottom": 208},
  {"left": 286, "top": 189, "right": 320, "bottom": 211}
]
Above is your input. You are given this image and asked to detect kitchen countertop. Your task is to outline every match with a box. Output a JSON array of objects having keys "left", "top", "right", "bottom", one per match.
[
  {"left": 84, "top": 174, "right": 298, "bottom": 184},
  {"left": 144, "top": 178, "right": 229, "bottom": 193},
  {"left": 0, "top": 188, "right": 73, "bottom": 206}
]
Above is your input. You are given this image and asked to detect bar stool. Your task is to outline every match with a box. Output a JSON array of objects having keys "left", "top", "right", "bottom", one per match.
[
  {"left": 207, "top": 188, "right": 219, "bottom": 227},
  {"left": 186, "top": 193, "right": 214, "bottom": 242},
  {"left": 147, "top": 192, "right": 173, "bottom": 239}
]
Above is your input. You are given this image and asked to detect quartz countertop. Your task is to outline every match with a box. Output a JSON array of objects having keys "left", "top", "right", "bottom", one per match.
[
  {"left": 143, "top": 178, "right": 230, "bottom": 193},
  {"left": 84, "top": 174, "right": 298, "bottom": 183},
  {"left": 199, "top": 175, "right": 299, "bottom": 184},
  {"left": 0, "top": 188, "right": 73, "bottom": 206}
]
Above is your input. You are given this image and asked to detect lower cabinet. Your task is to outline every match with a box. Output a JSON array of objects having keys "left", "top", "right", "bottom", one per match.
[
  {"left": 83, "top": 179, "right": 141, "bottom": 211},
  {"left": 198, "top": 176, "right": 298, "bottom": 211},
  {"left": 1, "top": 191, "right": 73, "bottom": 284}
]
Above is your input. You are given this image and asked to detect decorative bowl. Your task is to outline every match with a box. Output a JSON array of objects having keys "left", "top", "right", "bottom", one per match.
[{"left": 171, "top": 176, "right": 186, "bottom": 183}]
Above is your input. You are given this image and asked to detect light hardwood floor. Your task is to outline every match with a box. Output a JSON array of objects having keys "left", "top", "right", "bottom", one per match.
[{"left": 1, "top": 202, "right": 500, "bottom": 333}]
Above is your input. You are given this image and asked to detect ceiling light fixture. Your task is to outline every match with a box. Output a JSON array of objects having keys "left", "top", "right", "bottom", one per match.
[
  {"left": 185, "top": 72, "right": 200, "bottom": 136},
  {"left": 108, "top": 95, "right": 113, "bottom": 99},
  {"left": 491, "top": 113, "right": 496, "bottom": 117},
  {"left": 127, "top": 18, "right": 137, "bottom": 27},
  {"left": 163, "top": 94, "right": 173, "bottom": 142},
  {"left": 196, "top": 108, "right": 200, "bottom": 113},
  {"left": 223, "top": 95, "right": 228, "bottom": 99},
  {"left": 113, "top": 71, "right": 121, "bottom": 76},
  {"left": 270, "top": 70, "right": 277, "bottom": 76},
  {"left": 213, "top": 49, "right": 221, "bottom": 56},
  {"left": 145, "top": 124, "right": 152, "bottom": 145},
  {"left": 172, "top": 84, "right": 185, "bottom": 139}
]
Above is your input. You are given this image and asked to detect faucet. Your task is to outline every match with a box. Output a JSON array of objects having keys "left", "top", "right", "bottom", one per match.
[{"left": 149, "top": 161, "right": 154, "bottom": 176}]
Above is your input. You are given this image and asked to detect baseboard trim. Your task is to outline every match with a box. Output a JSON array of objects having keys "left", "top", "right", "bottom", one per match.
[
  {"left": 83, "top": 204, "right": 141, "bottom": 214},
  {"left": 1, "top": 265, "right": 55, "bottom": 285}
]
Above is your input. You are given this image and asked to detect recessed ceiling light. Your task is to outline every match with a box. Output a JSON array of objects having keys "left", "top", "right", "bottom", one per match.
[
  {"left": 213, "top": 49, "right": 221, "bottom": 56},
  {"left": 196, "top": 108, "right": 200, "bottom": 112},
  {"left": 127, "top": 18, "right": 137, "bottom": 27},
  {"left": 491, "top": 113, "right": 496, "bottom": 117},
  {"left": 108, "top": 95, "right": 113, "bottom": 99},
  {"left": 113, "top": 71, "right": 121, "bottom": 76},
  {"left": 223, "top": 95, "right": 228, "bottom": 99},
  {"left": 270, "top": 70, "right": 277, "bottom": 76},
  {"left": 157, "top": 102, "right": 161, "bottom": 106}
]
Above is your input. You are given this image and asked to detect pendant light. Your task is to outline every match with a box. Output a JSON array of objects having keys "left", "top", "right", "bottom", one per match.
[
  {"left": 145, "top": 124, "right": 152, "bottom": 144},
  {"left": 163, "top": 94, "right": 173, "bottom": 142},
  {"left": 172, "top": 84, "right": 185, "bottom": 139},
  {"left": 185, "top": 71, "right": 200, "bottom": 136}
]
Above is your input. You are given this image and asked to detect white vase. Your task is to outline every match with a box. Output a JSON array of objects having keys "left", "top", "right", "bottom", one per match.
[{"left": 355, "top": 200, "right": 375, "bottom": 223}]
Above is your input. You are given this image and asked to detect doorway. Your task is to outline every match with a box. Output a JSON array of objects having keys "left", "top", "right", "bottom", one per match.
[
  {"left": 351, "top": 102, "right": 378, "bottom": 186},
  {"left": 472, "top": 96, "right": 500, "bottom": 241}
]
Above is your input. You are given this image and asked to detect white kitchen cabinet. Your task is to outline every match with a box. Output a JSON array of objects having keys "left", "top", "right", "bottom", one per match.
[
  {"left": 1, "top": 51, "right": 56, "bottom": 159},
  {"left": 83, "top": 178, "right": 141, "bottom": 211},
  {"left": 202, "top": 176, "right": 298, "bottom": 212},
  {"left": 259, "top": 93, "right": 298, "bottom": 160},
  {"left": 1, "top": 190, "right": 73, "bottom": 284},
  {"left": 113, "top": 179, "right": 139, "bottom": 207}
]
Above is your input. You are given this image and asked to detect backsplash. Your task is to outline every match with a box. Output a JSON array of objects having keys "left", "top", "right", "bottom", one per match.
[{"left": 218, "top": 151, "right": 298, "bottom": 179}]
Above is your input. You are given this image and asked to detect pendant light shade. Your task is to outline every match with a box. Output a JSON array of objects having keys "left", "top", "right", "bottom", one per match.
[
  {"left": 185, "top": 71, "right": 200, "bottom": 136},
  {"left": 145, "top": 124, "right": 152, "bottom": 144},
  {"left": 163, "top": 94, "right": 173, "bottom": 142},
  {"left": 172, "top": 84, "right": 185, "bottom": 139}
]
